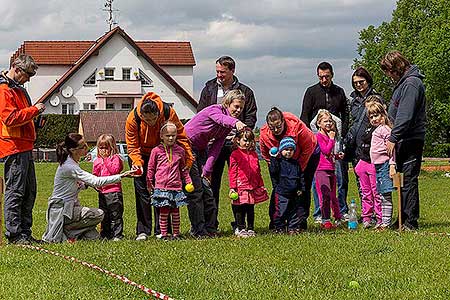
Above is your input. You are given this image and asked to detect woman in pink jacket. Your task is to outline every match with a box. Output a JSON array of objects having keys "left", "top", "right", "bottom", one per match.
[
  {"left": 229, "top": 129, "right": 268, "bottom": 237},
  {"left": 93, "top": 134, "right": 124, "bottom": 241},
  {"left": 146, "top": 122, "right": 192, "bottom": 240}
]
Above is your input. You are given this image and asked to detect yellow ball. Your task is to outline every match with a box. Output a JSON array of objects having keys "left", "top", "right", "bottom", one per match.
[
  {"left": 230, "top": 192, "right": 239, "bottom": 200},
  {"left": 185, "top": 183, "right": 194, "bottom": 193},
  {"left": 348, "top": 281, "right": 360, "bottom": 288}
]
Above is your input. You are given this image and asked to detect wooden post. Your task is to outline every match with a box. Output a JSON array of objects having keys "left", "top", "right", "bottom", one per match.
[
  {"left": 392, "top": 173, "right": 404, "bottom": 232},
  {"left": 0, "top": 176, "right": 3, "bottom": 245}
]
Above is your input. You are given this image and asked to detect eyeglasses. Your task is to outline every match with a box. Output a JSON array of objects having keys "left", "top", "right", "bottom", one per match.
[
  {"left": 353, "top": 79, "right": 367, "bottom": 86},
  {"left": 74, "top": 143, "right": 88, "bottom": 150},
  {"left": 18, "top": 67, "right": 36, "bottom": 77}
]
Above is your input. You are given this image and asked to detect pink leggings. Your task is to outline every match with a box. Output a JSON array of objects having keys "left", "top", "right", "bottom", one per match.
[
  {"left": 354, "top": 160, "right": 381, "bottom": 223},
  {"left": 315, "top": 170, "right": 341, "bottom": 221}
]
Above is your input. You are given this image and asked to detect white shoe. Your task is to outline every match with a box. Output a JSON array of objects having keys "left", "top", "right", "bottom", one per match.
[
  {"left": 314, "top": 216, "right": 322, "bottom": 224},
  {"left": 234, "top": 229, "right": 249, "bottom": 238},
  {"left": 246, "top": 230, "right": 256, "bottom": 237},
  {"left": 155, "top": 234, "right": 163, "bottom": 239},
  {"left": 135, "top": 233, "right": 148, "bottom": 241},
  {"left": 112, "top": 237, "right": 122, "bottom": 242},
  {"left": 342, "top": 213, "right": 350, "bottom": 221}
]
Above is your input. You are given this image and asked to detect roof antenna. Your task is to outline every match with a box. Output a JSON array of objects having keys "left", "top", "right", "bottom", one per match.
[{"left": 103, "top": 0, "right": 119, "bottom": 31}]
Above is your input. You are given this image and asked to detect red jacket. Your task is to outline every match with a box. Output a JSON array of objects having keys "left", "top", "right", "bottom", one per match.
[
  {"left": 229, "top": 148, "right": 265, "bottom": 191},
  {"left": 260, "top": 112, "right": 317, "bottom": 171},
  {"left": 0, "top": 74, "right": 39, "bottom": 158}
]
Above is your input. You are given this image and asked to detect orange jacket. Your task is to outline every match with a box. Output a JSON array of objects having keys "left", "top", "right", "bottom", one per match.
[
  {"left": 0, "top": 75, "right": 39, "bottom": 158},
  {"left": 260, "top": 112, "right": 317, "bottom": 171},
  {"left": 125, "top": 92, "right": 194, "bottom": 168}
]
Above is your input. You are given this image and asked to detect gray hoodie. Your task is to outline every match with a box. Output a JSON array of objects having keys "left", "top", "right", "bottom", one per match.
[{"left": 388, "top": 65, "right": 426, "bottom": 143}]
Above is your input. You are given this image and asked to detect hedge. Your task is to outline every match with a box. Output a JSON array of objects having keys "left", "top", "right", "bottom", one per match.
[{"left": 35, "top": 114, "right": 80, "bottom": 148}]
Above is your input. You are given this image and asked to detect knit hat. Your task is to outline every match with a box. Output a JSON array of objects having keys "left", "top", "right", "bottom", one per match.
[{"left": 279, "top": 137, "right": 296, "bottom": 152}]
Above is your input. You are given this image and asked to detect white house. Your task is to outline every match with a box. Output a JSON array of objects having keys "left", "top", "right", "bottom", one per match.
[{"left": 10, "top": 27, "right": 198, "bottom": 119}]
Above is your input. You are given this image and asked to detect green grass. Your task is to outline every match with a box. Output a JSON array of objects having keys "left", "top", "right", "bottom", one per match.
[{"left": 1, "top": 163, "right": 450, "bottom": 299}]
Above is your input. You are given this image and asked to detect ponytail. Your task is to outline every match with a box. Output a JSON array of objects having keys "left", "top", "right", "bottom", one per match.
[{"left": 56, "top": 133, "right": 83, "bottom": 165}]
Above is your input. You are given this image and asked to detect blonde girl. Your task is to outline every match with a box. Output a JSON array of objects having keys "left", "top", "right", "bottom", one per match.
[{"left": 92, "top": 134, "right": 124, "bottom": 240}]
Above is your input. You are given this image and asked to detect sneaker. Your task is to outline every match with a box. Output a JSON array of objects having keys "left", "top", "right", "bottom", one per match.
[
  {"left": 273, "top": 228, "right": 286, "bottom": 234},
  {"left": 314, "top": 216, "right": 322, "bottom": 224},
  {"left": 9, "top": 236, "right": 30, "bottom": 245},
  {"left": 342, "top": 213, "right": 350, "bottom": 222},
  {"left": 320, "top": 221, "right": 335, "bottom": 230},
  {"left": 401, "top": 224, "right": 418, "bottom": 232},
  {"left": 373, "top": 223, "right": 382, "bottom": 230},
  {"left": 135, "top": 233, "right": 148, "bottom": 241},
  {"left": 234, "top": 228, "right": 249, "bottom": 238},
  {"left": 363, "top": 221, "right": 372, "bottom": 229},
  {"left": 288, "top": 229, "right": 301, "bottom": 235},
  {"left": 334, "top": 219, "right": 343, "bottom": 227},
  {"left": 26, "top": 236, "right": 45, "bottom": 244},
  {"left": 112, "top": 237, "right": 123, "bottom": 242},
  {"left": 246, "top": 230, "right": 256, "bottom": 237},
  {"left": 171, "top": 234, "right": 183, "bottom": 240}
]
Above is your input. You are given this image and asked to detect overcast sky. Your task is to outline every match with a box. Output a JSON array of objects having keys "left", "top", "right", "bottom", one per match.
[{"left": 0, "top": 0, "right": 397, "bottom": 126}]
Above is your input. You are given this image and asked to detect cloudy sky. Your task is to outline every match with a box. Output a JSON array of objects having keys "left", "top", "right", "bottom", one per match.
[{"left": 0, "top": 0, "right": 397, "bottom": 126}]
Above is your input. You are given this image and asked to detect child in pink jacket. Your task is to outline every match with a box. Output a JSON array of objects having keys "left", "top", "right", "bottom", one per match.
[
  {"left": 93, "top": 134, "right": 124, "bottom": 240},
  {"left": 147, "top": 122, "right": 192, "bottom": 240},
  {"left": 229, "top": 129, "right": 268, "bottom": 237}
]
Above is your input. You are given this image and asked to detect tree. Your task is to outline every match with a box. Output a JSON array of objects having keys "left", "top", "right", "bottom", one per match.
[{"left": 354, "top": 0, "right": 450, "bottom": 155}]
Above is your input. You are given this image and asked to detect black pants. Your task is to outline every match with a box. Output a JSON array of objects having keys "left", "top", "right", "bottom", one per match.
[
  {"left": 232, "top": 204, "right": 255, "bottom": 231},
  {"left": 268, "top": 149, "right": 320, "bottom": 230},
  {"left": 396, "top": 139, "right": 424, "bottom": 229},
  {"left": 128, "top": 157, "right": 161, "bottom": 236},
  {"left": 99, "top": 192, "right": 124, "bottom": 239},
  {"left": 273, "top": 193, "right": 301, "bottom": 231},
  {"left": 211, "top": 142, "right": 233, "bottom": 230},
  {"left": 4, "top": 151, "right": 36, "bottom": 241},
  {"left": 187, "top": 151, "right": 218, "bottom": 236}
]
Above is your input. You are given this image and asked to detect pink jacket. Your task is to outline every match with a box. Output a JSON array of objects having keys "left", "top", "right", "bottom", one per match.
[
  {"left": 316, "top": 132, "right": 336, "bottom": 171},
  {"left": 147, "top": 143, "right": 192, "bottom": 191},
  {"left": 92, "top": 154, "right": 123, "bottom": 193},
  {"left": 370, "top": 125, "right": 395, "bottom": 165},
  {"left": 229, "top": 148, "right": 265, "bottom": 191}
]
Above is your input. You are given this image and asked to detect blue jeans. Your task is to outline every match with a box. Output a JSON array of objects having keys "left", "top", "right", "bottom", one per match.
[{"left": 312, "top": 160, "right": 348, "bottom": 218}]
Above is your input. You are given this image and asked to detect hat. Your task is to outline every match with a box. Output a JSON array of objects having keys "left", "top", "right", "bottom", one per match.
[{"left": 279, "top": 137, "right": 296, "bottom": 152}]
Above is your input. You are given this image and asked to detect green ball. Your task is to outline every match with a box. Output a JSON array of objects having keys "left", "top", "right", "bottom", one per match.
[
  {"left": 230, "top": 192, "right": 239, "bottom": 200},
  {"left": 348, "top": 281, "right": 360, "bottom": 288}
]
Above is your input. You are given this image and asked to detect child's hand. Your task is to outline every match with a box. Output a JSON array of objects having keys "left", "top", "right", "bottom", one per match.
[
  {"left": 235, "top": 121, "right": 247, "bottom": 131},
  {"left": 129, "top": 165, "right": 143, "bottom": 177},
  {"left": 328, "top": 130, "right": 336, "bottom": 139},
  {"left": 336, "top": 152, "right": 344, "bottom": 160},
  {"left": 389, "top": 164, "right": 397, "bottom": 178},
  {"left": 98, "top": 148, "right": 107, "bottom": 158},
  {"left": 297, "top": 190, "right": 303, "bottom": 196}
]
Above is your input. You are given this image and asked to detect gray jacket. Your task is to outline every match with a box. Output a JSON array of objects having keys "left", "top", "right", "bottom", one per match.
[{"left": 388, "top": 65, "right": 426, "bottom": 143}]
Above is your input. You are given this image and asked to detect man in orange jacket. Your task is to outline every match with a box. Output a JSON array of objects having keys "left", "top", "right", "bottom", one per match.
[{"left": 0, "top": 54, "right": 46, "bottom": 244}]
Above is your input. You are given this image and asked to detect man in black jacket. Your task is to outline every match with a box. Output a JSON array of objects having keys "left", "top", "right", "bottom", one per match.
[
  {"left": 300, "top": 62, "right": 349, "bottom": 223},
  {"left": 381, "top": 51, "right": 426, "bottom": 231},
  {"left": 197, "top": 56, "right": 257, "bottom": 232}
]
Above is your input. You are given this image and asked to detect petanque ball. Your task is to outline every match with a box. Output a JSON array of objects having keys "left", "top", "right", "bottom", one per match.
[
  {"left": 348, "top": 281, "right": 360, "bottom": 288},
  {"left": 270, "top": 147, "right": 278, "bottom": 156},
  {"left": 230, "top": 192, "right": 239, "bottom": 200},
  {"left": 185, "top": 183, "right": 194, "bottom": 193}
]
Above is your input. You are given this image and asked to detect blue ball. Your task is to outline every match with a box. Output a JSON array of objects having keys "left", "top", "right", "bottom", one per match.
[{"left": 270, "top": 147, "right": 278, "bottom": 155}]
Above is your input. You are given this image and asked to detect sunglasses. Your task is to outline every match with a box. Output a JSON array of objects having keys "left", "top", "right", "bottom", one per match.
[{"left": 353, "top": 79, "right": 367, "bottom": 86}]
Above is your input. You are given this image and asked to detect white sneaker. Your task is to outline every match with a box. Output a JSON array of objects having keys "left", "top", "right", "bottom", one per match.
[
  {"left": 314, "top": 216, "right": 322, "bottom": 224},
  {"left": 246, "top": 230, "right": 256, "bottom": 237},
  {"left": 112, "top": 237, "right": 122, "bottom": 242},
  {"left": 155, "top": 234, "right": 163, "bottom": 239},
  {"left": 342, "top": 213, "right": 350, "bottom": 221},
  {"left": 234, "top": 229, "right": 249, "bottom": 238},
  {"left": 135, "top": 233, "right": 148, "bottom": 241}
]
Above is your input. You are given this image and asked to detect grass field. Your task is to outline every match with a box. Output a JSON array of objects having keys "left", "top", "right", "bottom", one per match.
[{"left": 1, "top": 162, "right": 450, "bottom": 300}]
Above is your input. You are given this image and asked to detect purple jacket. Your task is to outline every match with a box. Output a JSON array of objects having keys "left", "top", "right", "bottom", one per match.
[
  {"left": 185, "top": 104, "right": 239, "bottom": 177},
  {"left": 316, "top": 132, "right": 336, "bottom": 171}
]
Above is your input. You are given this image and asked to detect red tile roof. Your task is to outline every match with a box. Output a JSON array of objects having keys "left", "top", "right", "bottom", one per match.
[
  {"left": 33, "top": 27, "right": 197, "bottom": 108},
  {"left": 11, "top": 40, "right": 195, "bottom": 66},
  {"left": 79, "top": 110, "right": 129, "bottom": 142}
]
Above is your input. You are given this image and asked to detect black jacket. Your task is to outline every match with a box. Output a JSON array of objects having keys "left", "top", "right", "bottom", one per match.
[
  {"left": 197, "top": 76, "right": 257, "bottom": 129},
  {"left": 356, "top": 125, "right": 376, "bottom": 163},
  {"left": 388, "top": 65, "right": 426, "bottom": 143},
  {"left": 300, "top": 82, "right": 349, "bottom": 136},
  {"left": 269, "top": 156, "right": 305, "bottom": 196}
]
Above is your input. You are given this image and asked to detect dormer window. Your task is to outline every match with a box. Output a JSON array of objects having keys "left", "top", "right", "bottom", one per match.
[
  {"left": 83, "top": 70, "right": 96, "bottom": 86},
  {"left": 139, "top": 69, "right": 153, "bottom": 86}
]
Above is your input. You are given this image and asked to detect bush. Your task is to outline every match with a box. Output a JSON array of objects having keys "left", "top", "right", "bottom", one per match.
[
  {"left": 35, "top": 114, "right": 80, "bottom": 148},
  {"left": 424, "top": 143, "right": 450, "bottom": 158}
]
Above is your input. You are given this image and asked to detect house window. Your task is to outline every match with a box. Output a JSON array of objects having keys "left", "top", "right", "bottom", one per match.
[
  {"left": 139, "top": 69, "right": 153, "bottom": 86},
  {"left": 106, "top": 103, "right": 115, "bottom": 110},
  {"left": 62, "top": 103, "right": 75, "bottom": 115},
  {"left": 83, "top": 70, "right": 96, "bottom": 85},
  {"left": 122, "top": 68, "right": 131, "bottom": 80},
  {"left": 121, "top": 103, "right": 132, "bottom": 110},
  {"left": 83, "top": 103, "right": 96, "bottom": 110},
  {"left": 104, "top": 68, "right": 114, "bottom": 81}
]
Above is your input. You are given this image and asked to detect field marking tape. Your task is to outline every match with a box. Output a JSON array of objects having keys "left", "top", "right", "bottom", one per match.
[{"left": 18, "top": 244, "right": 175, "bottom": 300}]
